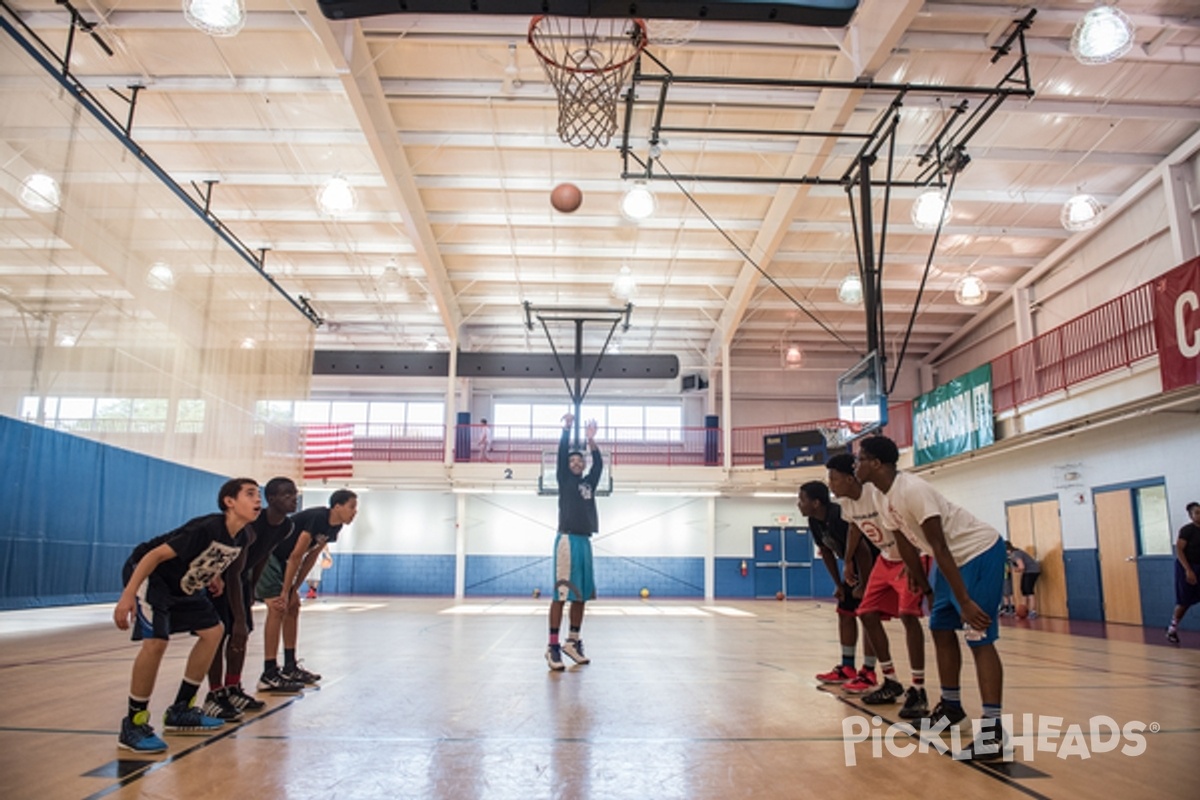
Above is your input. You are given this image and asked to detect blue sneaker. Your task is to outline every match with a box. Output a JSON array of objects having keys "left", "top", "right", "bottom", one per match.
[
  {"left": 163, "top": 701, "right": 224, "bottom": 734},
  {"left": 118, "top": 713, "right": 167, "bottom": 753}
]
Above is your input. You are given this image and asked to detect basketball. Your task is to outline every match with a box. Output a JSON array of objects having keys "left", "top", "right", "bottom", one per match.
[
  {"left": 1016, "top": 604, "right": 1028, "bottom": 619},
  {"left": 639, "top": 587, "right": 649, "bottom": 598},
  {"left": 776, "top": 591, "right": 785, "bottom": 601},
  {"left": 551, "top": 182, "right": 582, "bottom": 213},
  {"left": 532, "top": 588, "right": 541, "bottom": 599}
]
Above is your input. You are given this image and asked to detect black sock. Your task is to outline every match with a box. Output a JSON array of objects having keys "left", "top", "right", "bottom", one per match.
[
  {"left": 173, "top": 679, "right": 200, "bottom": 708},
  {"left": 284, "top": 648, "right": 297, "bottom": 669},
  {"left": 264, "top": 659, "right": 278, "bottom": 674},
  {"left": 128, "top": 696, "right": 149, "bottom": 723}
]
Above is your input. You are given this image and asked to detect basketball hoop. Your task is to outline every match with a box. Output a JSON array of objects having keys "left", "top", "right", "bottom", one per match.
[
  {"left": 817, "top": 422, "right": 862, "bottom": 451},
  {"left": 528, "top": 16, "right": 647, "bottom": 150}
]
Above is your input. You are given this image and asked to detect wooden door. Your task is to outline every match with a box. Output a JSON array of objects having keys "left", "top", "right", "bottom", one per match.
[{"left": 1094, "top": 489, "right": 1142, "bottom": 625}]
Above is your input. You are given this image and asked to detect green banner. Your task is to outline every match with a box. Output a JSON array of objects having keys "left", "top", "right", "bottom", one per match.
[{"left": 913, "top": 364, "right": 994, "bottom": 466}]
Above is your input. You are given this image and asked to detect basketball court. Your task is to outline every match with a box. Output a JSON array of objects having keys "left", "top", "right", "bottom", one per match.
[{"left": 1, "top": 598, "right": 1197, "bottom": 799}]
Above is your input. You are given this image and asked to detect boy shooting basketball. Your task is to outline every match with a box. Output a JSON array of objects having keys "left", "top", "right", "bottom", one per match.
[{"left": 546, "top": 413, "right": 602, "bottom": 671}]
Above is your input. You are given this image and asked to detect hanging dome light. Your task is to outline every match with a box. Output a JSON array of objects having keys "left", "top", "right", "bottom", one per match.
[
  {"left": 145, "top": 262, "right": 176, "bottom": 291},
  {"left": 620, "top": 183, "right": 656, "bottom": 221},
  {"left": 240, "top": 337, "right": 257, "bottom": 350},
  {"left": 783, "top": 343, "right": 804, "bottom": 369},
  {"left": 911, "top": 189, "right": 952, "bottom": 231},
  {"left": 611, "top": 264, "right": 638, "bottom": 300},
  {"left": 1061, "top": 193, "right": 1103, "bottom": 232},
  {"left": 19, "top": 172, "right": 60, "bottom": 213},
  {"left": 183, "top": 0, "right": 246, "bottom": 38},
  {"left": 1070, "top": 5, "right": 1135, "bottom": 66},
  {"left": 317, "top": 175, "right": 357, "bottom": 217},
  {"left": 955, "top": 275, "right": 988, "bottom": 306},
  {"left": 837, "top": 272, "right": 863, "bottom": 306}
]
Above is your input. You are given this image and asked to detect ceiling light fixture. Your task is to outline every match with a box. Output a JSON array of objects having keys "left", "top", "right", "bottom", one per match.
[
  {"left": 911, "top": 188, "right": 952, "bottom": 231},
  {"left": 240, "top": 337, "right": 257, "bottom": 350},
  {"left": 783, "top": 343, "right": 804, "bottom": 369},
  {"left": 837, "top": 272, "right": 863, "bottom": 306},
  {"left": 317, "top": 174, "right": 357, "bottom": 217},
  {"left": 955, "top": 275, "right": 988, "bottom": 306},
  {"left": 182, "top": 0, "right": 246, "bottom": 37},
  {"left": 1060, "top": 193, "right": 1103, "bottom": 232},
  {"left": 620, "top": 183, "right": 656, "bottom": 221},
  {"left": 424, "top": 335, "right": 439, "bottom": 352},
  {"left": 145, "top": 262, "right": 176, "bottom": 291},
  {"left": 611, "top": 264, "right": 637, "bottom": 300},
  {"left": 19, "top": 172, "right": 60, "bottom": 213},
  {"left": 1070, "top": 4, "right": 1135, "bottom": 65}
]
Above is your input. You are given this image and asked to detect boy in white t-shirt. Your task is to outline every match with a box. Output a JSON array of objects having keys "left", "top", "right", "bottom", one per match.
[
  {"left": 855, "top": 435, "right": 1008, "bottom": 761},
  {"left": 827, "top": 454, "right": 930, "bottom": 719}
]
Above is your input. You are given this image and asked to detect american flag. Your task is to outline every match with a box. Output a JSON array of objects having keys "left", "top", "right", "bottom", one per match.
[{"left": 303, "top": 424, "right": 354, "bottom": 480}]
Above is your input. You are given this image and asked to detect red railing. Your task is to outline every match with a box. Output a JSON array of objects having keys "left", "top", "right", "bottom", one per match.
[{"left": 991, "top": 281, "right": 1157, "bottom": 413}]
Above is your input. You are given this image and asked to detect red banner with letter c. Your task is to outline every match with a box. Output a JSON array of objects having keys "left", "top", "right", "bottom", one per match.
[{"left": 1153, "top": 256, "right": 1200, "bottom": 392}]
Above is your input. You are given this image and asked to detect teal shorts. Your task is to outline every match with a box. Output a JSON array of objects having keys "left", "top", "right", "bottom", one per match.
[{"left": 553, "top": 532, "right": 596, "bottom": 603}]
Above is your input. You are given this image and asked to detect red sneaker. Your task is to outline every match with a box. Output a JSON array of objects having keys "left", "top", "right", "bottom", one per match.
[
  {"left": 815, "top": 664, "right": 857, "bottom": 684},
  {"left": 842, "top": 668, "right": 878, "bottom": 694}
]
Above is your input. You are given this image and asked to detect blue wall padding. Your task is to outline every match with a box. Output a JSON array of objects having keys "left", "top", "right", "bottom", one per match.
[{"left": 0, "top": 416, "right": 226, "bottom": 609}]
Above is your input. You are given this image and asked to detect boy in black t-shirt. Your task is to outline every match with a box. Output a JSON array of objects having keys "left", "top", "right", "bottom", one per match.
[
  {"left": 256, "top": 488, "right": 358, "bottom": 689},
  {"left": 546, "top": 413, "right": 603, "bottom": 671},
  {"left": 1167, "top": 501, "right": 1200, "bottom": 643},
  {"left": 113, "top": 478, "right": 260, "bottom": 753}
]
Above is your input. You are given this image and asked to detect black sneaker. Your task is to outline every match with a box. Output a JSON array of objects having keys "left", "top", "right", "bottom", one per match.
[
  {"left": 862, "top": 678, "right": 905, "bottom": 705},
  {"left": 201, "top": 688, "right": 243, "bottom": 722},
  {"left": 919, "top": 700, "right": 968, "bottom": 731},
  {"left": 898, "top": 686, "right": 930, "bottom": 720},
  {"left": 225, "top": 684, "right": 265, "bottom": 712},
  {"left": 257, "top": 670, "right": 305, "bottom": 694},
  {"left": 964, "top": 720, "right": 1007, "bottom": 761},
  {"left": 545, "top": 644, "right": 565, "bottom": 671},
  {"left": 1167, "top": 628, "right": 1180, "bottom": 644},
  {"left": 280, "top": 662, "right": 321, "bottom": 685}
]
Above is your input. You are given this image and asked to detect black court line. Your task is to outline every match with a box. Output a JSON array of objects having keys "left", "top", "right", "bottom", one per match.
[
  {"left": 79, "top": 693, "right": 307, "bottom": 800},
  {"left": 817, "top": 686, "right": 1056, "bottom": 800}
]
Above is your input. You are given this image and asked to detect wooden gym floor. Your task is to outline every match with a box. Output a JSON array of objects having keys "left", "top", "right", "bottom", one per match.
[{"left": 1, "top": 597, "right": 1197, "bottom": 800}]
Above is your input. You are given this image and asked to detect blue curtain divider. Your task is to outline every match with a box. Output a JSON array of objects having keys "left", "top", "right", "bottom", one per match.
[{"left": 0, "top": 416, "right": 227, "bottom": 610}]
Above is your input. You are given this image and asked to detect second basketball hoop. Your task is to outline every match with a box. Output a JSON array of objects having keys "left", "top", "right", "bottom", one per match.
[{"left": 528, "top": 15, "right": 647, "bottom": 150}]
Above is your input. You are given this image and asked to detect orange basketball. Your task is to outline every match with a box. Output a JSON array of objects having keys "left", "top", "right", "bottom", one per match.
[
  {"left": 551, "top": 182, "right": 582, "bottom": 213},
  {"left": 776, "top": 591, "right": 785, "bottom": 601},
  {"left": 1016, "top": 604, "right": 1028, "bottom": 619}
]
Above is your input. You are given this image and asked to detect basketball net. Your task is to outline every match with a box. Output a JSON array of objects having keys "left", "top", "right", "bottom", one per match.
[
  {"left": 817, "top": 422, "right": 862, "bottom": 450},
  {"left": 528, "top": 16, "right": 647, "bottom": 149}
]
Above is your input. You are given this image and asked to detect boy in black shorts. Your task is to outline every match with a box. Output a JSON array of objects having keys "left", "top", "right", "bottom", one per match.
[
  {"left": 798, "top": 480, "right": 877, "bottom": 687},
  {"left": 245, "top": 477, "right": 304, "bottom": 695},
  {"left": 113, "top": 478, "right": 260, "bottom": 753},
  {"left": 257, "top": 489, "right": 358, "bottom": 689},
  {"left": 1168, "top": 501, "right": 1200, "bottom": 643}
]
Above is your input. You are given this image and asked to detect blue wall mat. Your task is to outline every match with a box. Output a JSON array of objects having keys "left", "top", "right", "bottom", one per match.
[
  {"left": 465, "top": 555, "right": 548, "bottom": 597},
  {"left": 1139, "top": 556, "right": 1199, "bottom": 632},
  {"left": 714, "top": 557, "right": 756, "bottom": 598},
  {"left": 0, "top": 416, "right": 226, "bottom": 609},
  {"left": 596, "top": 556, "right": 704, "bottom": 599},
  {"left": 1063, "top": 548, "right": 1103, "bottom": 622},
  {"left": 811, "top": 557, "right": 837, "bottom": 599},
  {"left": 325, "top": 553, "right": 456, "bottom": 595}
]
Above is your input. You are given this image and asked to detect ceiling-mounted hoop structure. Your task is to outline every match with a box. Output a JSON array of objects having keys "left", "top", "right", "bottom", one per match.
[
  {"left": 619, "top": 11, "right": 1038, "bottom": 401},
  {"left": 528, "top": 15, "right": 647, "bottom": 149}
]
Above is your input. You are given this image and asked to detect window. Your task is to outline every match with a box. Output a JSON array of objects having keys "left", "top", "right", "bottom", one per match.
[
  {"left": 492, "top": 401, "right": 683, "bottom": 442},
  {"left": 176, "top": 399, "right": 205, "bottom": 433},
  {"left": 1134, "top": 484, "right": 1172, "bottom": 556}
]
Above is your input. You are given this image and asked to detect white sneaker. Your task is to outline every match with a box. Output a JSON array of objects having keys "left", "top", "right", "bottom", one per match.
[{"left": 562, "top": 639, "right": 590, "bottom": 665}]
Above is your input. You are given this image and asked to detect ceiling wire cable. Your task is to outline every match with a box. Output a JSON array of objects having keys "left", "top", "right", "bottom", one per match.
[{"left": 652, "top": 156, "right": 861, "bottom": 355}]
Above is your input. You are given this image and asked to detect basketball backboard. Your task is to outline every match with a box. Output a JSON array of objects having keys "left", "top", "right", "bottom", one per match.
[
  {"left": 538, "top": 448, "right": 613, "bottom": 497},
  {"left": 836, "top": 351, "right": 887, "bottom": 434},
  {"left": 317, "top": 1, "right": 860, "bottom": 27}
]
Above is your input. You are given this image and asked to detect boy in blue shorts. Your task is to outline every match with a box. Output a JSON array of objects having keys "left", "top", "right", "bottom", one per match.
[
  {"left": 546, "top": 413, "right": 602, "bottom": 671},
  {"left": 113, "top": 478, "right": 260, "bottom": 753},
  {"left": 855, "top": 436, "right": 1007, "bottom": 761}
]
